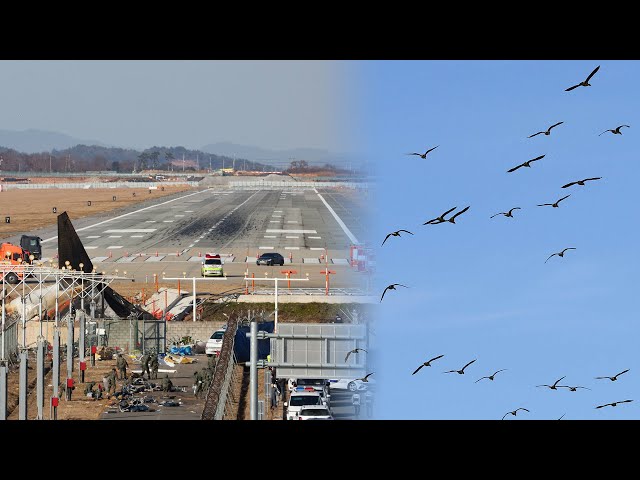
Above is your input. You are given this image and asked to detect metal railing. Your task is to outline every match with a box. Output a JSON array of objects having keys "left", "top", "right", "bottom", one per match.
[{"left": 229, "top": 181, "right": 369, "bottom": 189}]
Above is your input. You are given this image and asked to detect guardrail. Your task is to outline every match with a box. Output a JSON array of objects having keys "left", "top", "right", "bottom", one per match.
[{"left": 0, "top": 181, "right": 199, "bottom": 190}]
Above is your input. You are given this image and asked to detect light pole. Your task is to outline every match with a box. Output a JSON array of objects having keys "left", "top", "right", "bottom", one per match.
[{"left": 162, "top": 276, "right": 229, "bottom": 322}]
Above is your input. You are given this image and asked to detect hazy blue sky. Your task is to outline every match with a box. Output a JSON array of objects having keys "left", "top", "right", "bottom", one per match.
[
  {"left": 367, "top": 60, "right": 639, "bottom": 420},
  {"left": 0, "top": 60, "right": 352, "bottom": 151}
]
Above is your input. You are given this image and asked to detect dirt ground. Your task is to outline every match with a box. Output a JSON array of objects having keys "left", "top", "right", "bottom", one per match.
[
  {"left": 7, "top": 357, "right": 124, "bottom": 420},
  {"left": 0, "top": 186, "right": 191, "bottom": 239},
  {"left": 224, "top": 364, "right": 284, "bottom": 420}
]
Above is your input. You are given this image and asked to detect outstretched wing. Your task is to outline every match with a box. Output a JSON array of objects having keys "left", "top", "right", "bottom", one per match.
[
  {"left": 406, "top": 153, "right": 422, "bottom": 156},
  {"left": 553, "top": 376, "right": 566, "bottom": 387},
  {"left": 359, "top": 348, "right": 368, "bottom": 353},
  {"left": 561, "top": 181, "right": 578, "bottom": 189},
  {"left": 508, "top": 208, "right": 521, "bottom": 215},
  {"left": 517, "top": 408, "right": 530, "bottom": 413},
  {"left": 475, "top": 376, "right": 489, "bottom": 383},
  {"left": 595, "top": 404, "right": 607, "bottom": 409},
  {"left": 585, "top": 65, "right": 600, "bottom": 82},
  {"left": 441, "top": 206, "right": 458, "bottom": 218},
  {"left": 561, "top": 248, "right": 576, "bottom": 254},
  {"left": 490, "top": 212, "right": 504, "bottom": 219},
  {"left": 507, "top": 163, "right": 524, "bottom": 173},
  {"left": 398, "top": 230, "right": 414, "bottom": 235},
  {"left": 565, "top": 84, "right": 581, "bottom": 92},
  {"left": 461, "top": 359, "right": 477, "bottom": 371},
  {"left": 537, "top": 203, "right": 553, "bottom": 207},
  {"left": 529, "top": 154, "right": 546, "bottom": 163},
  {"left": 412, "top": 364, "right": 424, "bottom": 375},
  {"left": 451, "top": 206, "right": 470, "bottom": 221},
  {"left": 502, "top": 412, "right": 510, "bottom": 420},
  {"left": 394, "top": 284, "right": 410, "bottom": 289},
  {"left": 620, "top": 399, "right": 633, "bottom": 404},
  {"left": 364, "top": 372, "right": 374, "bottom": 381},
  {"left": 381, "top": 234, "right": 392, "bottom": 246},
  {"left": 584, "top": 177, "right": 602, "bottom": 182},
  {"left": 544, "top": 253, "right": 557, "bottom": 264},
  {"left": 594, "top": 376, "right": 611, "bottom": 380},
  {"left": 427, "top": 354, "right": 444, "bottom": 364},
  {"left": 557, "top": 194, "right": 571, "bottom": 203},
  {"left": 493, "top": 369, "right": 507, "bottom": 376},
  {"left": 615, "top": 369, "right": 630, "bottom": 378},
  {"left": 443, "top": 370, "right": 457, "bottom": 374},
  {"left": 549, "top": 121, "right": 564, "bottom": 130},
  {"left": 380, "top": 287, "right": 390, "bottom": 303},
  {"left": 599, "top": 130, "right": 611, "bottom": 136},
  {"left": 528, "top": 131, "right": 544, "bottom": 138},
  {"left": 425, "top": 145, "right": 440, "bottom": 155},
  {"left": 345, "top": 351, "right": 353, "bottom": 363}
]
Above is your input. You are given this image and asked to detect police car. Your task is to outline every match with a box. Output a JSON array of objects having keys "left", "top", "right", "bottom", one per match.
[{"left": 201, "top": 253, "right": 224, "bottom": 277}]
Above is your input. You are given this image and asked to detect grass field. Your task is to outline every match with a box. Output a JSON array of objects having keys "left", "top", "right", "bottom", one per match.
[{"left": 0, "top": 185, "right": 191, "bottom": 239}]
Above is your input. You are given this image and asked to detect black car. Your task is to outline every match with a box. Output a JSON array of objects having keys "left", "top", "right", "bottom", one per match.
[{"left": 257, "top": 252, "right": 285, "bottom": 266}]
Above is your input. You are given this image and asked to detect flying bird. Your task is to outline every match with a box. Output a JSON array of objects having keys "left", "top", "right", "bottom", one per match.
[
  {"left": 382, "top": 229, "right": 414, "bottom": 246},
  {"left": 537, "top": 376, "right": 566, "bottom": 390},
  {"left": 380, "top": 283, "right": 409, "bottom": 302},
  {"left": 412, "top": 355, "right": 445, "bottom": 375},
  {"left": 599, "top": 125, "right": 630, "bottom": 136},
  {"left": 447, "top": 206, "right": 470, "bottom": 224},
  {"left": 595, "top": 369, "right": 630, "bottom": 382},
  {"left": 595, "top": 400, "right": 633, "bottom": 409},
  {"left": 424, "top": 207, "right": 457, "bottom": 225},
  {"left": 558, "top": 385, "right": 591, "bottom": 392},
  {"left": 407, "top": 145, "right": 439, "bottom": 159},
  {"left": 565, "top": 65, "right": 600, "bottom": 91},
  {"left": 345, "top": 348, "right": 367, "bottom": 363},
  {"left": 357, "top": 372, "right": 374, "bottom": 382},
  {"left": 527, "top": 122, "right": 564, "bottom": 138},
  {"left": 507, "top": 154, "right": 545, "bottom": 173},
  {"left": 561, "top": 177, "right": 602, "bottom": 189},
  {"left": 475, "top": 369, "right": 507, "bottom": 383},
  {"left": 545, "top": 248, "right": 576, "bottom": 264},
  {"left": 537, "top": 194, "right": 571, "bottom": 208},
  {"left": 502, "top": 408, "right": 530, "bottom": 420},
  {"left": 444, "top": 359, "right": 477, "bottom": 375},
  {"left": 490, "top": 208, "right": 521, "bottom": 219},
  {"left": 558, "top": 414, "right": 565, "bottom": 420}
]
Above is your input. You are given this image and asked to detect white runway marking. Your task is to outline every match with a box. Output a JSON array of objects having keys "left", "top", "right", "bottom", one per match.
[
  {"left": 104, "top": 229, "right": 157, "bottom": 233},
  {"left": 189, "top": 244, "right": 195, "bottom": 248},
  {"left": 145, "top": 221, "right": 156, "bottom": 223},
  {"left": 264, "top": 235, "right": 277, "bottom": 238},
  {"left": 286, "top": 236, "right": 299, "bottom": 239},
  {"left": 270, "top": 221, "right": 279, "bottom": 223},
  {"left": 107, "top": 246, "right": 123, "bottom": 249},
  {"left": 308, "top": 236, "right": 321, "bottom": 239},
  {"left": 87, "top": 236, "right": 101, "bottom": 239},
  {"left": 41, "top": 189, "right": 209, "bottom": 243},
  {"left": 163, "top": 220, "right": 174, "bottom": 223},
  {"left": 267, "top": 229, "right": 317, "bottom": 234},
  {"left": 175, "top": 214, "right": 185, "bottom": 217},
  {"left": 91, "top": 256, "right": 108, "bottom": 262},
  {"left": 285, "top": 247, "right": 300, "bottom": 250},
  {"left": 131, "top": 235, "right": 144, "bottom": 238},
  {"left": 314, "top": 188, "right": 359, "bottom": 244},
  {"left": 274, "top": 210, "right": 283, "bottom": 213},
  {"left": 185, "top": 210, "right": 194, "bottom": 213},
  {"left": 146, "top": 256, "right": 165, "bottom": 262},
  {"left": 310, "top": 247, "right": 325, "bottom": 251},
  {"left": 85, "top": 246, "right": 98, "bottom": 250},
  {"left": 108, "top": 235, "right": 122, "bottom": 238},
  {"left": 287, "top": 220, "right": 298, "bottom": 224},
  {"left": 259, "top": 246, "right": 275, "bottom": 249}
]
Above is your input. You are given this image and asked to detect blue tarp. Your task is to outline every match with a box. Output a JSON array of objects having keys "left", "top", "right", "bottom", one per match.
[
  {"left": 234, "top": 321, "right": 274, "bottom": 363},
  {"left": 169, "top": 345, "right": 192, "bottom": 355}
]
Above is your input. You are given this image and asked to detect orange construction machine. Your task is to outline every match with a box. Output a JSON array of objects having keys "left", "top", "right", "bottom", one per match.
[{"left": 1, "top": 242, "right": 29, "bottom": 284}]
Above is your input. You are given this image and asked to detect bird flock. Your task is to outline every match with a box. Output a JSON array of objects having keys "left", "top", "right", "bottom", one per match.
[{"left": 380, "top": 65, "right": 634, "bottom": 419}]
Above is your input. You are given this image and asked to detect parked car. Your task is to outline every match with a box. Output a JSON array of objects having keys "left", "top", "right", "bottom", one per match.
[
  {"left": 205, "top": 328, "right": 226, "bottom": 356},
  {"left": 256, "top": 252, "right": 285, "bottom": 266},
  {"left": 297, "top": 405, "right": 334, "bottom": 420},
  {"left": 328, "top": 377, "right": 376, "bottom": 392},
  {"left": 285, "top": 391, "right": 323, "bottom": 420}
]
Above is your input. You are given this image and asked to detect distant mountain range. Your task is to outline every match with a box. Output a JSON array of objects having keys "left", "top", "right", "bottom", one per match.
[
  {"left": 0, "top": 129, "right": 108, "bottom": 153},
  {"left": 201, "top": 141, "right": 363, "bottom": 167}
]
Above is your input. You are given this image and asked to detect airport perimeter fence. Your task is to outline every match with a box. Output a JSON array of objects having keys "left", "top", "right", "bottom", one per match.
[
  {"left": 228, "top": 181, "right": 368, "bottom": 190},
  {"left": 202, "top": 314, "right": 239, "bottom": 420},
  {"left": 0, "top": 181, "right": 199, "bottom": 190}
]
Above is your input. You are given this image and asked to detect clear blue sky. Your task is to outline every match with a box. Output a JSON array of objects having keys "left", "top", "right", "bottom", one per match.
[
  {"left": 364, "top": 60, "right": 639, "bottom": 420},
  {"left": 0, "top": 60, "right": 351, "bottom": 152}
]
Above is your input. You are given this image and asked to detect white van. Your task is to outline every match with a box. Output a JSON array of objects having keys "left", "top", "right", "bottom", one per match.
[{"left": 285, "top": 391, "right": 323, "bottom": 420}]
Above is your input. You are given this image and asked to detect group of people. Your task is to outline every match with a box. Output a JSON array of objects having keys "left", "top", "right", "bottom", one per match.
[
  {"left": 351, "top": 389, "right": 374, "bottom": 418},
  {"left": 192, "top": 354, "right": 219, "bottom": 398}
]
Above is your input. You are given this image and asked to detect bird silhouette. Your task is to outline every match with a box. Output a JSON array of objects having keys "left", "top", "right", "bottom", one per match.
[
  {"left": 424, "top": 207, "right": 457, "bottom": 225},
  {"left": 537, "top": 376, "right": 566, "bottom": 390},
  {"left": 565, "top": 65, "right": 600, "bottom": 91},
  {"left": 528, "top": 122, "right": 564, "bottom": 138},
  {"left": 595, "top": 369, "right": 629, "bottom": 382},
  {"left": 507, "top": 155, "right": 545, "bottom": 173},
  {"left": 412, "top": 355, "right": 445, "bottom": 375},
  {"left": 561, "top": 177, "right": 602, "bottom": 189},
  {"left": 502, "top": 408, "right": 530, "bottom": 420},
  {"left": 380, "top": 283, "right": 409, "bottom": 302},
  {"left": 357, "top": 372, "right": 374, "bottom": 382},
  {"left": 490, "top": 208, "right": 521, "bottom": 219},
  {"left": 447, "top": 206, "right": 470, "bottom": 224},
  {"left": 557, "top": 385, "right": 591, "bottom": 392},
  {"left": 537, "top": 194, "right": 571, "bottom": 208},
  {"left": 407, "top": 145, "right": 439, "bottom": 159},
  {"left": 558, "top": 414, "right": 565, "bottom": 420},
  {"left": 595, "top": 400, "right": 633, "bottom": 409},
  {"left": 444, "top": 359, "right": 477, "bottom": 375},
  {"left": 599, "top": 125, "right": 630, "bottom": 136},
  {"left": 475, "top": 369, "right": 507, "bottom": 383},
  {"left": 545, "top": 248, "right": 576, "bottom": 264},
  {"left": 382, "top": 229, "right": 414, "bottom": 246},
  {"left": 345, "top": 348, "right": 367, "bottom": 363}
]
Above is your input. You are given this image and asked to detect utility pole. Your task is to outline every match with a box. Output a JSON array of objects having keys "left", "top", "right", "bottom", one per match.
[
  {"left": 49, "top": 154, "right": 52, "bottom": 173},
  {"left": 182, "top": 154, "right": 185, "bottom": 172},
  {"left": 209, "top": 156, "right": 211, "bottom": 173},
  {"left": 249, "top": 318, "right": 258, "bottom": 420}
]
